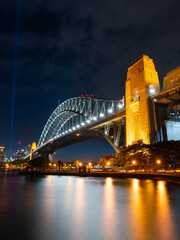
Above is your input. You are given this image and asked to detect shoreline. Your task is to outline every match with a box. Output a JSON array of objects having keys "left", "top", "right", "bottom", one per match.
[{"left": 18, "top": 171, "right": 180, "bottom": 184}]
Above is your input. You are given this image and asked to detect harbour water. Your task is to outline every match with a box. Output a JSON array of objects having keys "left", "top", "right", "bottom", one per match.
[{"left": 0, "top": 171, "right": 180, "bottom": 240}]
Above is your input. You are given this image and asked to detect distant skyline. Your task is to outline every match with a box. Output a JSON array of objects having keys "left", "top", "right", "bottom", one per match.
[{"left": 0, "top": 0, "right": 180, "bottom": 160}]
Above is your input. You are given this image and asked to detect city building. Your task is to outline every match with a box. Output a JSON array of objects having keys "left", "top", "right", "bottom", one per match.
[{"left": 0, "top": 146, "right": 5, "bottom": 162}]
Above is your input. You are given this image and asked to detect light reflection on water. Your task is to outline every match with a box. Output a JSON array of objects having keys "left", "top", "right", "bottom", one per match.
[
  {"left": 0, "top": 172, "right": 180, "bottom": 240},
  {"left": 156, "top": 181, "right": 176, "bottom": 240}
]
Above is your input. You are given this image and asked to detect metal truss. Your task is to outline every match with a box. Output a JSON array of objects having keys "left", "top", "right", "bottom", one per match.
[
  {"left": 100, "top": 118, "right": 125, "bottom": 152},
  {"left": 38, "top": 96, "right": 124, "bottom": 147}
]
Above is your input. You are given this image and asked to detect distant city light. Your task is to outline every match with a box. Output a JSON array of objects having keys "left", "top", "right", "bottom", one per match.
[
  {"left": 132, "top": 160, "right": 136, "bottom": 165},
  {"left": 76, "top": 133, "right": 80, "bottom": 136}
]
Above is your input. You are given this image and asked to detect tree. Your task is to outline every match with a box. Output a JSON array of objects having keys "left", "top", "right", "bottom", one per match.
[
  {"left": 73, "top": 160, "right": 80, "bottom": 172},
  {"left": 57, "top": 160, "right": 63, "bottom": 171},
  {"left": 109, "top": 158, "right": 117, "bottom": 171},
  {"left": 98, "top": 157, "right": 107, "bottom": 170}
]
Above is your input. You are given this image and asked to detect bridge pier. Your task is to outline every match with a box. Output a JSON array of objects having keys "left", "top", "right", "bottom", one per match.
[{"left": 100, "top": 118, "right": 125, "bottom": 152}]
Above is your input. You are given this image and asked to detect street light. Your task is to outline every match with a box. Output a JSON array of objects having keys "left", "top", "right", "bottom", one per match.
[
  {"left": 49, "top": 163, "right": 52, "bottom": 166},
  {"left": 156, "top": 160, "right": 161, "bottom": 164},
  {"left": 132, "top": 160, "right": 136, "bottom": 165},
  {"left": 89, "top": 162, "right": 92, "bottom": 166},
  {"left": 107, "top": 161, "right": 110, "bottom": 166},
  {"left": 79, "top": 163, "right": 82, "bottom": 166}
]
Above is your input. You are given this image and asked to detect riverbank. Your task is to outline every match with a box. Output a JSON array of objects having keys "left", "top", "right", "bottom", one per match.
[{"left": 18, "top": 170, "right": 180, "bottom": 184}]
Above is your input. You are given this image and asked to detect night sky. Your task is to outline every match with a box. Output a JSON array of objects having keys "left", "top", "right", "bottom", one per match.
[{"left": 1, "top": 0, "right": 180, "bottom": 161}]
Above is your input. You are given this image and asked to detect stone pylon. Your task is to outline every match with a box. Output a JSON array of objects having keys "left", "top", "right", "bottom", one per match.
[{"left": 125, "top": 55, "right": 160, "bottom": 146}]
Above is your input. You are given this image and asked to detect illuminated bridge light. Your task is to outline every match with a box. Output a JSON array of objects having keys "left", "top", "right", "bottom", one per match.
[
  {"left": 81, "top": 122, "right": 85, "bottom": 126},
  {"left": 69, "top": 129, "right": 72, "bottom": 132},
  {"left": 65, "top": 131, "right": 68, "bottom": 133},
  {"left": 86, "top": 119, "right": 91, "bottom": 123},
  {"left": 76, "top": 125, "right": 80, "bottom": 128},
  {"left": 150, "top": 88, "right": 156, "bottom": 94},
  {"left": 72, "top": 127, "right": 76, "bottom": 130},
  {"left": 99, "top": 113, "right": 104, "bottom": 117},
  {"left": 117, "top": 103, "right": 123, "bottom": 109},
  {"left": 108, "top": 108, "right": 113, "bottom": 113},
  {"left": 93, "top": 116, "right": 97, "bottom": 121}
]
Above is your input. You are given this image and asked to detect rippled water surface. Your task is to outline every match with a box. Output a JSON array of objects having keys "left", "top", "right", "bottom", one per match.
[{"left": 0, "top": 172, "right": 180, "bottom": 240}]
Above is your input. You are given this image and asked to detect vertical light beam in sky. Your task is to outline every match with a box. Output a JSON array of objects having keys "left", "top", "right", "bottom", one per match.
[{"left": 9, "top": 0, "right": 22, "bottom": 158}]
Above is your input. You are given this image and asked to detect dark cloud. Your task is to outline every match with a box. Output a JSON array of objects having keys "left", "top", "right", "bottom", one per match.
[{"left": 0, "top": 0, "right": 180, "bottom": 159}]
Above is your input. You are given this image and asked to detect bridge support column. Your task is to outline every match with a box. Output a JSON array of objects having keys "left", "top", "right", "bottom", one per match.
[
  {"left": 30, "top": 142, "right": 37, "bottom": 160},
  {"left": 101, "top": 129, "right": 119, "bottom": 153},
  {"left": 125, "top": 55, "right": 160, "bottom": 146},
  {"left": 100, "top": 119, "right": 124, "bottom": 153}
]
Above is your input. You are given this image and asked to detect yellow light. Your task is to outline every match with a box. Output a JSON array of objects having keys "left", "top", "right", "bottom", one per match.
[
  {"left": 157, "top": 160, "right": 161, "bottom": 164},
  {"left": 76, "top": 133, "right": 80, "bottom": 136},
  {"left": 53, "top": 164, "right": 56, "bottom": 167},
  {"left": 132, "top": 160, "right": 136, "bottom": 165},
  {"left": 110, "top": 136, "right": 114, "bottom": 139},
  {"left": 107, "top": 161, "right": 110, "bottom": 166},
  {"left": 79, "top": 163, "right": 82, "bottom": 166},
  {"left": 49, "top": 163, "right": 52, "bottom": 166},
  {"left": 89, "top": 162, "right": 92, "bottom": 166},
  {"left": 54, "top": 152, "right": 56, "bottom": 154}
]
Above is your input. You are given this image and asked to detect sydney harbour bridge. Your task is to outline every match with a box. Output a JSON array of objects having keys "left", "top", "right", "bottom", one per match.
[{"left": 25, "top": 55, "right": 180, "bottom": 159}]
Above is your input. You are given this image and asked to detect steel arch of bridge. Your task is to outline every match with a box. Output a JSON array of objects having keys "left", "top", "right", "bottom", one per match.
[{"left": 38, "top": 96, "right": 124, "bottom": 147}]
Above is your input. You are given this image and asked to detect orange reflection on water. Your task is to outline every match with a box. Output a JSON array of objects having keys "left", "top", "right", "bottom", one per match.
[
  {"left": 42, "top": 175, "right": 55, "bottom": 220},
  {"left": 129, "top": 179, "right": 177, "bottom": 240},
  {"left": 71, "top": 178, "right": 86, "bottom": 239},
  {"left": 129, "top": 179, "right": 145, "bottom": 239},
  {"left": 101, "top": 177, "right": 117, "bottom": 240},
  {"left": 156, "top": 181, "right": 176, "bottom": 240}
]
